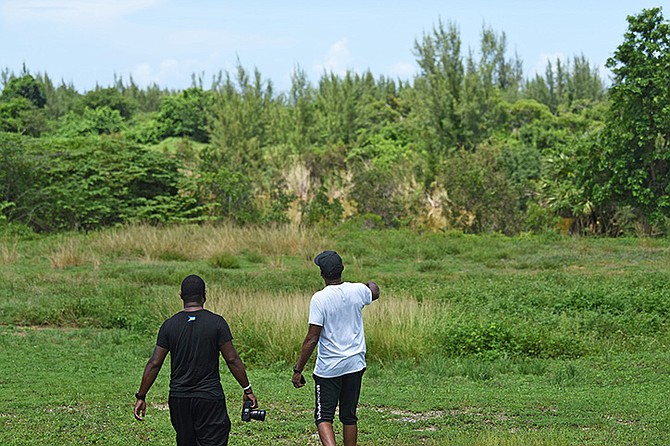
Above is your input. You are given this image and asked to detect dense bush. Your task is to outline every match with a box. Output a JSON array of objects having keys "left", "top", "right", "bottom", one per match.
[{"left": 0, "top": 133, "right": 195, "bottom": 231}]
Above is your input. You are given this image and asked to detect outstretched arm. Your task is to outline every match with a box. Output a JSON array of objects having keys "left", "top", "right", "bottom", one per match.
[
  {"left": 366, "top": 281, "right": 380, "bottom": 301},
  {"left": 292, "top": 324, "right": 322, "bottom": 388},
  {"left": 134, "top": 345, "right": 168, "bottom": 421},
  {"left": 220, "top": 341, "right": 257, "bottom": 408}
]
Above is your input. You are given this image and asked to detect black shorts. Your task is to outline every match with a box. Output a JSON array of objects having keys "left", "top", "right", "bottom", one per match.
[
  {"left": 313, "top": 368, "right": 365, "bottom": 425},
  {"left": 168, "top": 397, "right": 231, "bottom": 446}
]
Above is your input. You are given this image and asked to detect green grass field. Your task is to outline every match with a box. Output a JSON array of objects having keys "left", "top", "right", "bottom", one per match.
[{"left": 0, "top": 224, "right": 669, "bottom": 445}]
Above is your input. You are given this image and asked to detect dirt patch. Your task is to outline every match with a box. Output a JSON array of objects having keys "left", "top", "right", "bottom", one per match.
[
  {"left": 374, "top": 405, "right": 514, "bottom": 429},
  {"left": 389, "top": 409, "right": 445, "bottom": 423},
  {"left": 150, "top": 403, "right": 169, "bottom": 411},
  {"left": 606, "top": 414, "right": 637, "bottom": 426}
]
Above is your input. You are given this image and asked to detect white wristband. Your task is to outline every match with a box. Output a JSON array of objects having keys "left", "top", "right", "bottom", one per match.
[{"left": 242, "top": 384, "right": 252, "bottom": 392}]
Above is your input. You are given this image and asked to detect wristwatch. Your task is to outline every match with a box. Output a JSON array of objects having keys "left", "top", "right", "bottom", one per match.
[
  {"left": 135, "top": 392, "right": 146, "bottom": 401},
  {"left": 293, "top": 364, "right": 303, "bottom": 374}
]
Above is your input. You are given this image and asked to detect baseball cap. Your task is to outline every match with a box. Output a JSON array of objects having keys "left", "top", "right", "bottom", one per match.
[{"left": 314, "top": 250, "right": 344, "bottom": 278}]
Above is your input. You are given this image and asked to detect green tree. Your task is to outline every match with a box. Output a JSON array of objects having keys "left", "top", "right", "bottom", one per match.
[
  {"left": 37, "top": 74, "right": 82, "bottom": 121},
  {"left": 12, "top": 136, "right": 192, "bottom": 231},
  {"left": 410, "top": 19, "right": 464, "bottom": 160},
  {"left": 200, "top": 166, "right": 258, "bottom": 224},
  {"left": 0, "top": 133, "right": 35, "bottom": 221},
  {"left": 155, "top": 87, "right": 214, "bottom": 143},
  {"left": 82, "top": 87, "right": 137, "bottom": 120},
  {"left": 0, "top": 98, "right": 47, "bottom": 135},
  {"left": 524, "top": 56, "right": 605, "bottom": 115},
  {"left": 283, "top": 67, "right": 317, "bottom": 152},
  {"left": 592, "top": 7, "right": 670, "bottom": 231},
  {"left": 0, "top": 74, "right": 48, "bottom": 135},
  {"left": 0, "top": 74, "right": 47, "bottom": 108},
  {"left": 438, "top": 145, "right": 525, "bottom": 234},
  {"left": 56, "top": 106, "right": 126, "bottom": 136},
  {"left": 207, "top": 65, "right": 276, "bottom": 173}
]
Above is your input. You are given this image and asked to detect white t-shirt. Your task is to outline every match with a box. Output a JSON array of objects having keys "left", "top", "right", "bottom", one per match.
[{"left": 308, "top": 282, "right": 373, "bottom": 378}]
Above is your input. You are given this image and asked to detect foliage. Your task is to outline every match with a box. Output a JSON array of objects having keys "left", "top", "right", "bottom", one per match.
[
  {"left": 523, "top": 55, "right": 605, "bottom": 115},
  {"left": 208, "top": 252, "right": 241, "bottom": 269},
  {"left": 592, "top": 7, "right": 670, "bottom": 232},
  {"left": 207, "top": 66, "right": 277, "bottom": 175},
  {"left": 437, "top": 145, "right": 526, "bottom": 234},
  {"left": 11, "top": 10, "right": 670, "bottom": 235},
  {"left": 81, "top": 87, "right": 137, "bottom": 120},
  {"left": 200, "top": 165, "right": 258, "bottom": 224},
  {"left": 56, "top": 106, "right": 126, "bottom": 136},
  {"left": 300, "top": 185, "right": 343, "bottom": 226},
  {"left": 0, "top": 135, "right": 195, "bottom": 231},
  {"left": 0, "top": 97, "right": 47, "bottom": 135},
  {"left": 0, "top": 73, "right": 47, "bottom": 108},
  {"left": 154, "top": 87, "right": 214, "bottom": 143}
]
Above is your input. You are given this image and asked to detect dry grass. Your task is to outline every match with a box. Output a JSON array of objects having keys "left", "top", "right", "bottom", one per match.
[
  {"left": 366, "top": 296, "right": 447, "bottom": 362},
  {"left": 91, "top": 224, "right": 326, "bottom": 261},
  {"left": 0, "top": 239, "right": 20, "bottom": 265},
  {"left": 47, "top": 238, "right": 99, "bottom": 269},
  {"left": 200, "top": 288, "right": 445, "bottom": 363}
]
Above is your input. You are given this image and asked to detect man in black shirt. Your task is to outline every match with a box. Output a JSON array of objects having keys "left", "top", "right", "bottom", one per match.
[{"left": 134, "top": 274, "right": 257, "bottom": 446}]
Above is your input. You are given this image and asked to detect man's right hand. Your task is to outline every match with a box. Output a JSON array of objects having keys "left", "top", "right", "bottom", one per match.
[
  {"left": 366, "top": 281, "right": 380, "bottom": 301},
  {"left": 244, "top": 391, "right": 258, "bottom": 409}
]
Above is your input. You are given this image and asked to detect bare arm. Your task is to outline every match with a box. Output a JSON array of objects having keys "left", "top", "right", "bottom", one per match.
[
  {"left": 366, "top": 281, "right": 380, "bottom": 301},
  {"left": 134, "top": 345, "right": 168, "bottom": 421},
  {"left": 220, "top": 340, "right": 257, "bottom": 408},
  {"left": 292, "top": 324, "right": 322, "bottom": 388}
]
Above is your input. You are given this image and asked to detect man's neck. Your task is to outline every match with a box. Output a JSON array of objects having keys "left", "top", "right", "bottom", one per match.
[
  {"left": 324, "top": 278, "right": 343, "bottom": 286},
  {"left": 183, "top": 302, "right": 204, "bottom": 312}
]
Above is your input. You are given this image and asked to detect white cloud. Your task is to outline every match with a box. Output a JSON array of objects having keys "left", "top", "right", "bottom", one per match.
[
  {"left": 314, "top": 39, "right": 352, "bottom": 76},
  {"left": 0, "top": 0, "right": 160, "bottom": 24},
  {"left": 131, "top": 58, "right": 226, "bottom": 89},
  {"left": 132, "top": 59, "right": 188, "bottom": 88},
  {"left": 388, "top": 61, "right": 416, "bottom": 79}
]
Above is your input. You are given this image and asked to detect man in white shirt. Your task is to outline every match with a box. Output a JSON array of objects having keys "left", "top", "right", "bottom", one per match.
[{"left": 292, "top": 250, "right": 380, "bottom": 446}]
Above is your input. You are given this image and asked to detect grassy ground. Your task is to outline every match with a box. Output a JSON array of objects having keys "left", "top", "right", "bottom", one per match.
[{"left": 0, "top": 224, "right": 669, "bottom": 444}]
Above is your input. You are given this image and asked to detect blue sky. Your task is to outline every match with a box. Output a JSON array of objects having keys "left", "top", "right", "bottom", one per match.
[{"left": 1, "top": 0, "right": 668, "bottom": 93}]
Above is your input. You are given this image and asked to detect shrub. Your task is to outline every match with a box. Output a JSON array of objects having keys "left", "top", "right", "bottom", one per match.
[
  {"left": 209, "top": 252, "right": 241, "bottom": 269},
  {"left": 3, "top": 135, "right": 196, "bottom": 231}
]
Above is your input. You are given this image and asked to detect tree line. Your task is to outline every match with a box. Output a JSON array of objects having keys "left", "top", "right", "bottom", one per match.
[{"left": 1, "top": 8, "right": 668, "bottom": 235}]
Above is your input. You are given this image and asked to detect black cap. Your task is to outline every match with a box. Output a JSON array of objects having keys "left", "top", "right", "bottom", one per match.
[
  {"left": 314, "top": 250, "right": 344, "bottom": 279},
  {"left": 181, "top": 274, "right": 205, "bottom": 301}
]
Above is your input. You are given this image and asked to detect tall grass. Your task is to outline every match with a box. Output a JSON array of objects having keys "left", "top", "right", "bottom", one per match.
[
  {"left": 176, "top": 288, "right": 449, "bottom": 365},
  {"left": 365, "top": 296, "right": 447, "bottom": 363},
  {"left": 90, "top": 224, "right": 326, "bottom": 261},
  {"left": 4, "top": 225, "right": 670, "bottom": 365}
]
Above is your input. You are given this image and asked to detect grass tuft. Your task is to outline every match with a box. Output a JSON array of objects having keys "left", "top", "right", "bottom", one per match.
[
  {"left": 47, "top": 238, "right": 98, "bottom": 269},
  {"left": 209, "top": 252, "right": 241, "bottom": 269},
  {"left": 0, "top": 239, "right": 20, "bottom": 264}
]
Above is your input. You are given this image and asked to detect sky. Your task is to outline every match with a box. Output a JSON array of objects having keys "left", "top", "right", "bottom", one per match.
[{"left": 1, "top": 0, "right": 669, "bottom": 93}]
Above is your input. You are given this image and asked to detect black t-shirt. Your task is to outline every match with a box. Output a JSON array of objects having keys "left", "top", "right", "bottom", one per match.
[{"left": 156, "top": 309, "right": 233, "bottom": 399}]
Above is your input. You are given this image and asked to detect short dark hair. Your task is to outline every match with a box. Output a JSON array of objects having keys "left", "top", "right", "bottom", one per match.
[
  {"left": 181, "top": 274, "right": 205, "bottom": 302},
  {"left": 314, "top": 250, "right": 344, "bottom": 281}
]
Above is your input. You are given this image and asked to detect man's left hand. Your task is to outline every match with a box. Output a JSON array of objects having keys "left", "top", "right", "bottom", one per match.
[
  {"left": 134, "top": 399, "right": 146, "bottom": 421},
  {"left": 292, "top": 371, "right": 306, "bottom": 388}
]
